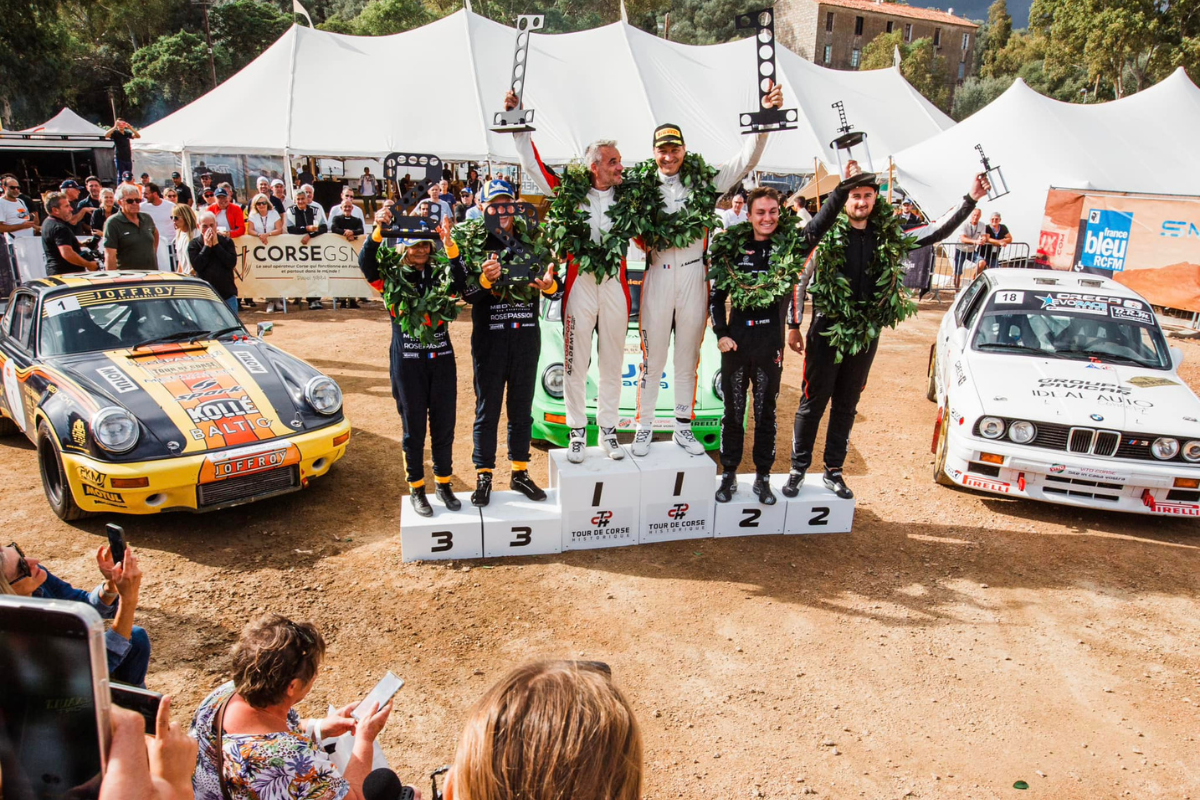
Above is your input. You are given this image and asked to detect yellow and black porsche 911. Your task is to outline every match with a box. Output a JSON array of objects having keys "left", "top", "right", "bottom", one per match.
[{"left": 0, "top": 272, "right": 350, "bottom": 519}]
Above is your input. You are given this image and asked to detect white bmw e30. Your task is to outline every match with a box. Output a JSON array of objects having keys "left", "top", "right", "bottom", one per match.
[{"left": 928, "top": 269, "right": 1200, "bottom": 517}]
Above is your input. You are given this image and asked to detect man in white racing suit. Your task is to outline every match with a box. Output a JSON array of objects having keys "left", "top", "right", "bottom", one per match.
[
  {"left": 631, "top": 81, "right": 785, "bottom": 457},
  {"left": 506, "top": 93, "right": 631, "bottom": 464}
]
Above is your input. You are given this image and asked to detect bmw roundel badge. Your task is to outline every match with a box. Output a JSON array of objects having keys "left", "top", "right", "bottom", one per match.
[{"left": 1090, "top": 413, "right": 1104, "bottom": 422}]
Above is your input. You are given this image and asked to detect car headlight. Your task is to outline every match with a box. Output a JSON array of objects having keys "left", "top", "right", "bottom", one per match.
[
  {"left": 713, "top": 371, "right": 723, "bottom": 401},
  {"left": 91, "top": 407, "right": 139, "bottom": 453},
  {"left": 1008, "top": 420, "right": 1036, "bottom": 444},
  {"left": 978, "top": 416, "right": 1006, "bottom": 439},
  {"left": 304, "top": 376, "right": 343, "bottom": 415},
  {"left": 1183, "top": 440, "right": 1200, "bottom": 462},
  {"left": 542, "top": 363, "right": 564, "bottom": 399},
  {"left": 1151, "top": 437, "right": 1180, "bottom": 460}
]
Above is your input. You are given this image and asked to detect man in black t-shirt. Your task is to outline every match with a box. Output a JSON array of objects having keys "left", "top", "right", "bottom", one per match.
[
  {"left": 104, "top": 120, "right": 140, "bottom": 176},
  {"left": 979, "top": 212, "right": 1012, "bottom": 269},
  {"left": 41, "top": 192, "right": 97, "bottom": 275},
  {"left": 170, "top": 172, "right": 193, "bottom": 207},
  {"left": 76, "top": 176, "right": 103, "bottom": 212}
]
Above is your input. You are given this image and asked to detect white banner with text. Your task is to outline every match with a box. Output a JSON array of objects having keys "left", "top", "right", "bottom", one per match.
[{"left": 234, "top": 234, "right": 377, "bottom": 298}]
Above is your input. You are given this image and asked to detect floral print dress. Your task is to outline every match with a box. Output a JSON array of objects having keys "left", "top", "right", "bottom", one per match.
[{"left": 190, "top": 682, "right": 349, "bottom": 800}]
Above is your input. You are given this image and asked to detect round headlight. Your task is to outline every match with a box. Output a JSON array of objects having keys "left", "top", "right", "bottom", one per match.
[
  {"left": 1151, "top": 437, "right": 1180, "bottom": 460},
  {"left": 304, "top": 376, "right": 343, "bottom": 415},
  {"left": 91, "top": 407, "right": 139, "bottom": 453},
  {"left": 1008, "top": 420, "right": 1036, "bottom": 444},
  {"left": 713, "top": 371, "right": 724, "bottom": 401},
  {"left": 1183, "top": 440, "right": 1200, "bottom": 463},
  {"left": 978, "top": 416, "right": 1006, "bottom": 439},
  {"left": 542, "top": 363, "right": 564, "bottom": 399}
]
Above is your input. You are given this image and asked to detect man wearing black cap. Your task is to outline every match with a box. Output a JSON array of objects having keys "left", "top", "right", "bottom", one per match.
[
  {"left": 782, "top": 162, "right": 990, "bottom": 500},
  {"left": 628, "top": 83, "right": 785, "bottom": 458},
  {"left": 58, "top": 180, "right": 94, "bottom": 234},
  {"left": 170, "top": 172, "right": 193, "bottom": 207},
  {"left": 194, "top": 171, "right": 213, "bottom": 202}
]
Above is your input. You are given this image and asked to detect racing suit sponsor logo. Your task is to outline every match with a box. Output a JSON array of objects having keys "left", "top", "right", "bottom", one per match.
[
  {"left": 963, "top": 474, "right": 1011, "bottom": 493},
  {"left": 564, "top": 314, "right": 575, "bottom": 375},
  {"left": 96, "top": 365, "right": 137, "bottom": 394}
]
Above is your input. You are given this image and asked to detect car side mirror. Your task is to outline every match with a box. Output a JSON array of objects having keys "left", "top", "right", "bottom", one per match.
[
  {"left": 952, "top": 327, "right": 968, "bottom": 353},
  {"left": 1171, "top": 346, "right": 1184, "bottom": 370},
  {"left": 256, "top": 322, "right": 273, "bottom": 338}
]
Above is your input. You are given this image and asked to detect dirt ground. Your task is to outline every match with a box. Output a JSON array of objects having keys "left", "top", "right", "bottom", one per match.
[{"left": 5, "top": 299, "right": 1199, "bottom": 799}]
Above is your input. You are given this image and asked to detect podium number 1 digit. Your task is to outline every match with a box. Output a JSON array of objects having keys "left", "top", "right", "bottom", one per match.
[
  {"left": 592, "top": 481, "right": 604, "bottom": 506},
  {"left": 673, "top": 472, "right": 684, "bottom": 496}
]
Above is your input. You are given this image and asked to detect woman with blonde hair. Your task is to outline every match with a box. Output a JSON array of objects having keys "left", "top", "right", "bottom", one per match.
[
  {"left": 439, "top": 660, "right": 643, "bottom": 800},
  {"left": 171, "top": 202, "right": 199, "bottom": 275}
]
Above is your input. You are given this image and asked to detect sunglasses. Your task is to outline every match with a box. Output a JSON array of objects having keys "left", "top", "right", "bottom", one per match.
[
  {"left": 123, "top": 199, "right": 142, "bottom": 205},
  {"left": 255, "top": 201, "right": 269, "bottom": 206},
  {"left": 6, "top": 542, "right": 31, "bottom": 582}
]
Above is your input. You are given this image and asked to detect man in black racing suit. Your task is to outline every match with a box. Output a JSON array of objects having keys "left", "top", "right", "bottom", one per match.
[
  {"left": 359, "top": 214, "right": 462, "bottom": 517},
  {"left": 446, "top": 180, "right": 563, "bottom": 506},
  {"left": 782, "top": 163, "right": 991, "bottom": 500},
  {"left": 708, "top": 183, "right": 848, "bottom": 505}
]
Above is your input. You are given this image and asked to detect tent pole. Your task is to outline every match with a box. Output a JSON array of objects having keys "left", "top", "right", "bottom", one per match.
[
  {"left": 813, "top": 158, "right": 820, "bottom": 211},
  {"left": 283, "top": 25, "right": 301, "bottom": 205},
  {"left": 887, "top": 157, "right": 895, "bottom": 203},
  {"left": 180, "top": 147, "right": 192, "bottom": 198}
]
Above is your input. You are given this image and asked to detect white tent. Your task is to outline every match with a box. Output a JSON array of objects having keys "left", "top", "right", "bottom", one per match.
[
  {"left": 135, "top": 10, "right": 952, "bottom": 173},
  {"left": 893, "top": 67, "right": 1200, "bottom": 247},
  {"left": 1, "top": 107, "right": 111, "bottom": 151},
  {"left": 20, "top": 108, "right": 107, "bottom": 135}
]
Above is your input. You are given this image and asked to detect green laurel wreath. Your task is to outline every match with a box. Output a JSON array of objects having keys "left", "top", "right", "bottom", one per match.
[
  {"left": 706, "top": 210, "right": 807, "bottom": 310},
  {"left": 808, "top": 197, "right": 919, "bottom": 363},
  {"left": 376, "top": 244, "right": 459, "bottom": 346},
  {"left": 438, "top": 215, "right": 551, "bottom": 305},
  {"left": 544, "top": 164, "right": 629, "bottom": 280},
  {"left": 614, "top": 153, "right": 719, "bottom": 252}
]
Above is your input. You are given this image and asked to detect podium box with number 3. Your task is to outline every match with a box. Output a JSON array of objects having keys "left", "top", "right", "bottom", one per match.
[
  {"left": 400, "top": 504, "right": 484, "bottom": 561},
  {"left": 548, "top": 446, "right": 641, "bottom": 550},
  {"left": 480, "top": 490, "right": 563, "bottom": 557}
]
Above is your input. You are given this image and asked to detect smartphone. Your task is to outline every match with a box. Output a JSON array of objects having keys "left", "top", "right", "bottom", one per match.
[
  {"left": 0, "top": 595, "right": 112, "bottom": 799},
  {"left": 352, "top": 671, "right": 404, "bottom": 721},
  {"left": 105, "top": 523, "right": 126, "bottom": 568},
  {"left": 110, "top": 685, "right": 162, "bottom": 737}
]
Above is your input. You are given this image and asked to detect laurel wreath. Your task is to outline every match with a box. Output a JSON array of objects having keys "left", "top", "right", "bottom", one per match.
[
  {"left": 706, "top": 209, "right": 808, "bottom": 310},
  {"left": 438, "top": 215, "right": 550, "bottom": 305},
  {"left": 544, "top": 164, "right": 629, "bottom": 280},
  {"left": 614, "top": 153, "right": 720, "bottom": 253},
  {"left": 808, "top": 197, "right": 919, "bottom": 362},
  {"left": 376, "top": 244, "right": 459, "bottom": 346}
]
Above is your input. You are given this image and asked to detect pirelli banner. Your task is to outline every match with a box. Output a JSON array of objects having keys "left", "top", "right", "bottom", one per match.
[
  {"left": 1038, "top": 187, "right": 1200, "bottom": 312},
  {"left": 233, "top": 235, "right": 378, "bottom": 299}
]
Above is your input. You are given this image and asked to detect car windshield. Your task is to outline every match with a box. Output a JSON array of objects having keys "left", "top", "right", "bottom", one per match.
[
  {"left": 39, "top": 285, "right": 242, "bottom": 356},
  {"left": 543, "top": 262, "right": 646, "bottom": 323},
  {"left": 971, "top": 289, "right": 1170, "bottom": 370}
]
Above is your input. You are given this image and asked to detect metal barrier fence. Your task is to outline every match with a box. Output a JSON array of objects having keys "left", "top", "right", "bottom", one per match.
[{"left": 920, "top": 242, "right": 1034, "bottom": 301}]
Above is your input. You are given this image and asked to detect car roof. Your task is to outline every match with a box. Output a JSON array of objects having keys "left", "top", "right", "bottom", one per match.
[
  {"left": 983, "top": 268, "right": 1146, "bottom": 301},
  {"left": 23, "top": 271, "right": 206, "bottom": 297}
]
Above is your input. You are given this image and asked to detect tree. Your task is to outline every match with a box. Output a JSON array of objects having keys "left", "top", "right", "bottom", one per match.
[
  {"left": 212, "top": 0, "right": 292, "bottom": 74},
  {"left": 124, "top": 31, "right": 230, "bottom": 112},
  {"left": 951, "top": 73, "right": 1015, "bottom": 118},
  {"left": 979, "top": 0, "right": 1013, "bottom": 77},
  {"left": 353, "top": 0, "right": 435, "bottom": 35},
  {"left": 0, "top": 0, "right": 74, "bottom": 128},
  {"left": 861, "top": 31, "right": 951, "bottom": 111},
  {"left": 666, "top": 0, "right": 759, "bottom": 44}
]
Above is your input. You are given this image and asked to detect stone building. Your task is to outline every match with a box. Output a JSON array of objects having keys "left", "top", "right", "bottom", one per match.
[{"left": 774, "top": 0, "right": 979, "bottom": 97}]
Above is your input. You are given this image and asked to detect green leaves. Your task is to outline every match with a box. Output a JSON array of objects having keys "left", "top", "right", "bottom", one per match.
[
  {"left": 544, "top": 164, "right": 629, "bottom": 281},
  {"left": 621, "top": 154, "right": 720, "bottom": 254},
  {"left": 377, "top": 245, "right": 459, "bottom": 346},
  {"left": 708, "top": 210, "right": 810, "bottom": 311},
  {"left": 449, "top": 215, "right": 550, "bottom": 305}
]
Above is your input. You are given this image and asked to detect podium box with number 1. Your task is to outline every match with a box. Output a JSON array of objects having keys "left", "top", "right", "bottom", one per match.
[{"left": 548, "top": 446, "right": 641, "bottom": 550}]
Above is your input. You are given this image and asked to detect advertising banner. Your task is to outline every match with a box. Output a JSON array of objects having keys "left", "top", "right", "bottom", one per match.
[
  {"left": 234, "top": 234, "right": 377, "bottom": 299},
  {"left": 1038, "top": 188, "right": 1200, "bottom": 312}
]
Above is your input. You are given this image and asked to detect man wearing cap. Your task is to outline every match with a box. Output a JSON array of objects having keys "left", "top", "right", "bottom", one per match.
[
  {"left": 170, "top": 172, "right": 193, "bottom": 207},
  {"left": 208, "top": 188, "right": 246, "bottom": 238},
  {"left": 269, "top": 180, "right": 288, "bottom": 215},
  {"left": 194, "top": 172, "right": 214, "bottom": 202},
  {"left": 447, "top": 180, "right": 561, "bottom": 506},
  {"left": 58, "top": 180, "right": 94, "bottom": 234},
  {"left": 358, "top": 212, "right": 462, "bottom": 517},
  {"left": 503, "top": 91, "right": 631, "bottom": 463},
  {"left": 781, "top": 162, "right": 989, "bottom": 500},
  {"left": 897, "top": 198, "right": 922, "bottom": 230},
  {"left": 453, "top": 188, "right": 474, "bottom": 223},
  {"left": 628, "top": 82, "right": 784, "bottom": 458}
]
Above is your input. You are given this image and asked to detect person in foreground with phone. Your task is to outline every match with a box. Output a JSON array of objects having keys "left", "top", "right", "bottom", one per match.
[
  {"left": 435, "top": 660, "right": 641, "bottom": 800},
  {"left": 101, "top": 698, "right": 199, "bottom": 800},
  {"left": 190, "top": 614, "right": 392, "bottom": 800},
  {"left": 0, "top": 541, "right": 151, "bottom": 688}
]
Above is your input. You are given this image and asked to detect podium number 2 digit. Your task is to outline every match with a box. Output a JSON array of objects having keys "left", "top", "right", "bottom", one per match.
[
  {"left": 431, "top": 531, "right": 453, "bottom": 552},
  {"left": 673, "top": 472, "right": 684, "bottom": 496},
  {"left": 739, "top": 509, "right": 762, "bottom": 528},
  {"left": 510, "top": 526, "right": 532, "bottom": 547},
  {"left": 808, "top": 507, "right": 830, "bottom": 526},
  {"left": 592, "top": 481, "right": 603, "bottom": 506}
]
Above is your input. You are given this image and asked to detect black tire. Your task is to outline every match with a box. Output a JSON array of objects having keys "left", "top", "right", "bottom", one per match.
[
  {"left": 0, "top": 413, "right": 17, "bottom": 436},
  {"left": 925, "top": 343, "right": 938, "bottom": 402},
  {"left": 37, "top": 421, "right": 89, "bottom": 521},
  {"left": 933, "top": 411, "right": 955, "bottom": 487}
]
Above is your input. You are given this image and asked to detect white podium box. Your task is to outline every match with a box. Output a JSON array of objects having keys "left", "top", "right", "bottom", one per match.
[
  {"left": 548, "top": 447, "right": 641, "bottom": 550},
  {"left": 712, "top": 474, "right": 789, "bottom": 537},
  {"left": 631, "top": 442, "right": 716, "bottom": 544},
  {"left": 400, "top": 503, "right": 483, "bottom": 562},
  {"left": 480, "top": 489, "right": 564, "bottom": 558},
  {"left": 781, "top": 477, "right": 855, "bottom": 534}
]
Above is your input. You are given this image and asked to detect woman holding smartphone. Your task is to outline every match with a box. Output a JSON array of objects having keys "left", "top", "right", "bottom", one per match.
[{"left": 190, "top": 614, "right": 392, "bottom": 800}]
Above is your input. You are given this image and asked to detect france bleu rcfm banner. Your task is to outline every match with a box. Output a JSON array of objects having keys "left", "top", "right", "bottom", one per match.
[
  {"left": 1038, "top": 188, "right": 1200, "bottom": 313},
  {"left": 234, "top": 235, "right": 378, "bottom": 299}
]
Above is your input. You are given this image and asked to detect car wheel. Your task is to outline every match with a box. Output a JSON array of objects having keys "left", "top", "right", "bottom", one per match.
[
  {"left": 37, "top": 421, "right": 89, "bottom": 521},
  {"left": 0, "top": 413, "right": 17, "bottom": 436},
  {"left": 925, "top": 344, "right": 938, "bottom": 402},
  {"left": 933, "top": 410, "right": 954, "bottom": 487}
]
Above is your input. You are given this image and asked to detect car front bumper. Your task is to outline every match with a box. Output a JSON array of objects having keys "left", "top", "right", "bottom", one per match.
[
  {"left": 61, "top": 418, "right": 351, "bottom": 514},
  {"left": 531, "top": 405, "right": 722, "bottom": 450},
  {"left": 942, "top": 430, "right": 1200, "bottom": 517}
]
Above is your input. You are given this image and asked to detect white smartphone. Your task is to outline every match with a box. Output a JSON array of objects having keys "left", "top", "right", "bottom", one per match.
[
  {"left": 351, "top": 671, "right": 404, "bottom": 721},
  {"left": 0, "top": 595, "right": 113, "bottom": 798}
]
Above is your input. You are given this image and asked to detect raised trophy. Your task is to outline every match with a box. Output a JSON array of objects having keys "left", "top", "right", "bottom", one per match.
[
  {"left": 735, "top": 7, "right": 798, "bottom": 134},
  {"left": 381, "top": 152, "right": 443, "bottom": 239},
  {"left": 975, "top": 144, "right": 1010, "bottom": 200},
  {"left": 828, "top": 101, "right": 875, "bottom": 176},
  {"left": 491, "top": 15, "right": 544, "bottom": 133},
  {"left": 483, "top": 200, "right": 542, "bottom": 284}
]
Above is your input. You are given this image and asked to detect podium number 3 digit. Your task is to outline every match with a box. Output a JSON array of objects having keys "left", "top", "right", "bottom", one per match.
[
  {"left": 510, "top": 526, "right": 532, "bottom": 547},
  {"left": 431, "top": 531, "right": 454, "bottom": 552}
]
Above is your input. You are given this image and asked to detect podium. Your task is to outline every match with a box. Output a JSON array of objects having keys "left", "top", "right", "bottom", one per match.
[
  {"left": 480, "top": 489, "right": 564, "bottom": 557},
  {"left": 713, "top": 475, "right": 789, "bottom": 537},
  {"left": 633, "top": 442, "right": 716, "bottom": 544},
  {"left": 781, "top": 480, "right": 855, "bottom": 534},
  {"left": 400, "top": 502, "right": 483, "bottom": 561},
  {"left": 548, "top": 446, "right": 640, "bottom": 550}
]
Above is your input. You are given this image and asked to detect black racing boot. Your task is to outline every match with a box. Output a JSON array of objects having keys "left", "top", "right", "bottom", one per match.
[
  {"left": 435, "top": 482, "right": 462, "bottom": 511},
  {"left": 753, "top": 473, "right": 777, "bottom": 505},
  {"left": 781, "top": 470, "right": 805, "bottom": 498},
  {"left": 823, "top": 468, "right": 853, "bottom": 499},
  {"left": 511, "top": 470, "right": 547, "bottom": 501},
  {"left": 472, "top": 472, "right": 492, "bottom": 507},
  {"left": 409, "top": 487, "right": 433, "bottom": 517},
  {"left": 715, "top": 472, "right": 737, "bottom": 503}
]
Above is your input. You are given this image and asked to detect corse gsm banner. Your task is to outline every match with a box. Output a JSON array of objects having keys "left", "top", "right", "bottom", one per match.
[
  {"left": 234, "top": 234, "right": 377, "bottom": 299},
  {"left": 1038, "top": 187, "right": 1200, "bottom": 312}
]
